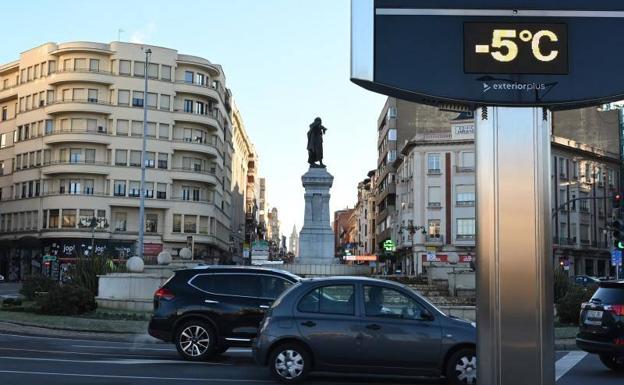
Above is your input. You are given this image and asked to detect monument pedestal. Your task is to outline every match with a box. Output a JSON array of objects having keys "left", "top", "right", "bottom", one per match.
[{"left": 298, "top": 167, "right": 335, "bottom": 264}]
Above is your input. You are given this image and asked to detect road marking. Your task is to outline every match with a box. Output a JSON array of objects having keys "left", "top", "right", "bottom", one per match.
[
  {"left": 0, "top": 370, "right": 270, "bottom": 382},
  {"left": 0, "top": 331, "right": 161, "bottom": 345},
  {"left": 0, "top": 347, "right": 167, "bottom": 359},
  {"left": 0, "top": 356, "right": 227, "bottom": 365},
  {"left": 555, "top": 351, "right": 587, "bottom": 381},
  {"left": 72, "top": 344, "right": 175, "bottom": 352}
]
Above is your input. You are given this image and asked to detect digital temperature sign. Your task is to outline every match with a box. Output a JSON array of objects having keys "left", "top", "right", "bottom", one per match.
[{"left": 464, "top": 23, "right": 568, "bottom": 74}]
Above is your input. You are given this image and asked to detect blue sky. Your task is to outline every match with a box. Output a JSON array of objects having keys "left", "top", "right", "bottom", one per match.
[{"left": 0, "top": 0, "right": 385, "bottom": 239}]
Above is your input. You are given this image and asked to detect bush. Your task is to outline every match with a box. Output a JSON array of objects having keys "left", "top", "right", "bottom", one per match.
[
  {"left": 556, "top": 284, "right": 598, "bottom": 325},
  {"left": 553, "top": 268, "right": 570, "bottom": 304},
  {"left": 35, "top": 284, "right": 96, "bottom": 316},
  {"left": 69, "top": 254, "right": 118, "bottom": 296},
  {"left": 20, "top": 275, "right": 58, "bottom": 300}
]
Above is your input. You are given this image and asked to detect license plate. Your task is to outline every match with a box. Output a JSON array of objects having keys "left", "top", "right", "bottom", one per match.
[{"left": 585, "top": 310, "right": 603, "bottom": 325}]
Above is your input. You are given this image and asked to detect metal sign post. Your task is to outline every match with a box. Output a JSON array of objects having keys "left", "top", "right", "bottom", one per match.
[{"left": 475, "top": 106, "right": 554, "bottom": 384}]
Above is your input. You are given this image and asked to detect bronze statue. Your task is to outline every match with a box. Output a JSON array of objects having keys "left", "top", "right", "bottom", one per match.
[{"left": 307, "top": 117, "right": 327, "bottom": 167}]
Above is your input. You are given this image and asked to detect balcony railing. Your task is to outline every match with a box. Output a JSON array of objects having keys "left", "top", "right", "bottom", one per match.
[
  {"left": 456, "top": 234, "right": 476, "bottom": 241},
  {"left": 456, "top": 166, "right": 475, "bottom": 173},
  {"left": 171, "top": 166, "right": 218, "bottom": 176},
  {"left": 427, "top": 168, "right": 442, "bottom": 175},
  {"left": 427, "top": 202, "right": 442, "bottom": 209},
  {"left": 425, "top": 234, "right": 444, "bottom": 243},
  {"left": 52, "top": 67, "right": 113, "bottom": 76},
  {"left": 456, "top": 200, "right": 475, "bottom": 207}
]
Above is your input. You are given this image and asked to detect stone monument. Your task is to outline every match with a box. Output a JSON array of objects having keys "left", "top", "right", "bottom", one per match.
[{"left": 298, "top": 117, "right": 336, "bottom": 264}]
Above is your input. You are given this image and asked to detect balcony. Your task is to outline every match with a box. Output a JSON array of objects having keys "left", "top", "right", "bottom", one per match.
[
  {"left": 173, "top": 108, "right": 222, "bottom": 130},
  {"left": 174, "top": 81, "right": 221, "bottom": 102},
  {"left": 427, "top": 168, "right": 442, "bottom": 175},
  {"left": 41, "top": 160, "right": 110, "bottom": 175},
  {"left": 456, "top": 200, "right": 475, "bottom": 207},
  {"left": 427, "top": 202, "right": 442, "bottom": 209},
  {"left": 48, "top": 68, "right": 115, "bottom": 85},
  {"left": 456, "top": 166, "right": 475, "bottom": 173},
  {"left": 456, "top": 234, "right": 476, "bottom": 242},
  {"left": 425, "top": 234, "right": 444, "bottom": 245},
  {"left": 46, "top": 99, "right": 113, "bottom": 115},
  {"left": 43, "top": 127, "right": 111, "bottom": 145},
  {"left": 0, "top": 84, "right": 18, "bottom": 102},
  {"left": 170, "top": 167, "right": 219, "bottom": 185},
  {"left": 172, "top": 138, "right": 220, "bottom": 158}
]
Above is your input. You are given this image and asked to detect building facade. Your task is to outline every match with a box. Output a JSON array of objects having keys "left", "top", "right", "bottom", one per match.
[
  {"left": 333, "top": 207, "right": 355, "bottom": 257},
  {"left": 289, "top": 225, "right": 299, "bottom": 257},
  {"left": 0, "top": 41, "right": 236, "bottom": 280},
  {"left": 354, "top": 174, "right": 376, "bottom": 256}
]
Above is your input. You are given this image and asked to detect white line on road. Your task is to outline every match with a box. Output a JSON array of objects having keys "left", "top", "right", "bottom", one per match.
[
  {"left": 0, "top": 331, "right": 160, "bottom": 345},
  {"left": 555, "top": 351, "right": 587, "bottom": 381},
  {"left": 0, "top": 370, "right": 271, "bottom": 383},
  {"left": 0, "top": 356, "right": 220, "bottom": 365},
  {"left": 71, "top": 344, "right": 175, "bottom": 352},
  {"left": 0, "top": 347, "right": 169, "bottom": 359}
]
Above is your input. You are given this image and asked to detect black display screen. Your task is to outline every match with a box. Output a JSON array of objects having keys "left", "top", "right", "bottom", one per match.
[{"left": 464, "top": 23, "right": 568, "bottom": 74}]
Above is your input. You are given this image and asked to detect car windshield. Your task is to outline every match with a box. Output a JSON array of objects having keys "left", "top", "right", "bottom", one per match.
[
  {"left": 404, "top": 285, "right": 446, "bottom": 316},
  {"left": 592, "top": 287, "right": 624, "bottom": 304}
]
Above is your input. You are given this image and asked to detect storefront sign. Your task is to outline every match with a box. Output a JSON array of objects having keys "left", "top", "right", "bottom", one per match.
[
  {"left": 143, "top": 243, "right": 163, "bottom": 256},
  {"left": 343, "top": 255, "right": 377, "bottom": 261}
]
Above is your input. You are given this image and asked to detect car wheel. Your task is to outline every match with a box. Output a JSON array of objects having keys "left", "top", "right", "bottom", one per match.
[
  {"left": 174, "top": 321, "right": 216, "bottom": 361},
  {"left": 599, "top": 354, "right": 624, "bottom": 371},
  {"left": 446, "top": 347, "right": 477, "bottom": 385},
  {"left": 269, "top": 343, "right": 311, "bottom": 384}
]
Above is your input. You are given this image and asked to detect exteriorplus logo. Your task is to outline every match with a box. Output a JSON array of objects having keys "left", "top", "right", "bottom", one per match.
[{"left": 482, "top": 80, "right": 547, "bottom": 93}]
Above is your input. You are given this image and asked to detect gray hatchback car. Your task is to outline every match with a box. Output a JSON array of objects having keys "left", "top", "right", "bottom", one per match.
[{"left": 253, "top": 277, "right": 476, "bottom": 384}]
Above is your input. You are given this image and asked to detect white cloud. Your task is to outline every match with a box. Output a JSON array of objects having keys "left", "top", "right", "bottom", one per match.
[{"left": 129, "top": 22, "right": 157, "bottom": 44}]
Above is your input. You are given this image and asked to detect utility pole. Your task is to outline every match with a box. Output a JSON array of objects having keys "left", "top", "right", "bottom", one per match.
[{"left": 137, "top": 48, "right": 151, "bottom": 261}]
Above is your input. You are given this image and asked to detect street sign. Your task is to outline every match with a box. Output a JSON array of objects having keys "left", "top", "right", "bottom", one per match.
[
  {"left": 351, "top": 0, "right": 624, "bottom": 109},
  {"left": 612, "top": 249, "right": 623, "bottom": 266},
  {"left": 382, "top": 239, "right": 395, "bottom": 251}
]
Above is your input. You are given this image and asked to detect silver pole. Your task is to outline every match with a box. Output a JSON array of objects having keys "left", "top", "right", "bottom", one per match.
[
  {"left": 137, "top": 48, "right": 151, "bottom": 260},
  {"left": 476, "top": 107, "right": 555, "bottom": 385}
]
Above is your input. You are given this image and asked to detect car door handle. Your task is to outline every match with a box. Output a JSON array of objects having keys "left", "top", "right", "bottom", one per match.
[
  {"left": 301, "top": 321, "right": 316, "bottom": 327},
  {"left": 204, "top": 299, "right": 219, "bottom": 304},
  {"left": 366, "top": 323, "right": 381, "bottom": 331},
  {"left": 259, "top": 305, "right": 270, "bottom": 309}
]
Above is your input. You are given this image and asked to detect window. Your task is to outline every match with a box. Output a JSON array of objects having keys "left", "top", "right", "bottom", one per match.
[
  {"left": 428, "top": 153, "right": 441, "bottom": 173},
  {"left": 85, "top": 149, "right": 95, "bottom": 164},
  {"left": 173, "top": 214, "right": 182, "bottom": 232},
  {"left": 461, "top": 152, "right": 475, "bottom": 169},
  {"left": 48, "top": 209, "right": 59, "bottom": 228},
  {"left": 182, "top": 186, "right": 191, "bottom": 201},
  {"left": 113, "top": 180, "right": 126, "bottom": 196},
  {"left": 457, "top": 218, "right": 476, "bottom": 240},
  {"left": 48, "top": 60, "right": 57, "bottom": 74},
  {"left": 89, "top": 59, "right": 99, "bottom": 72},
  {"left": 147, "top": 63, "right": 158, "bottom": 78},
  {"left": 191, "top": 274, "right": 262, "bottom": 297},
  {"left": 114, "top": 212, "right": 127, "bottom": 232},
  {"left": 428, "top": 219, "right": 441, "bottom": 237},
  {"left": 158, "top": 123, "right": 169, "bottom": 139},
  {"left": 158, "top": 153, "right": 168, "bottom": 169},
  {"left": 388, "top": 128, "right": 397, "bottom": 141},
  {"left": 184, "top": 71, "right": 194, "bottom": 83},
  {"left": 87, "top": 119, "right": 97, "bottom": 132},
  {"left": 119, "top": 60, "right": 131, "bottom": 75},
  {"left": 146, "top": 122, "right": 156, "bottom": 138},
  {"left": 195, "top": 101, "right": 205, "bottom": 115},
  {"left": 146, "top": 92, "right": 157, "bottom": 108},
  {"left": 129, "top": 181, "right": 140, "bottom": 197},
  {"left": 78, "top": 209, "right": 95, "bottom": 228},
  {"left": 115, "top": 150, "right": 127, "bottom": 166},
  {"left": 69, "top": 180, "right": 81, "bottom": 194},
  {"left": 70, "top": 149, "right": 82, "bottom": 163},
  {"left": 428, "top": 186, "right": 441, "bottom": 207},
  {"left": 45, "top": 120, "right": 54, "bottom": 134},
  {"left": 130, "top": 151, "right": 141, "bottom": 167},
  {"left": 184, "top": 215, "right": 197, "bottom": 233},
  {"left": 132, "top": 91, "right": 144, "bottom": 107},
  {"left": 456, "top": 185, "right": 475, "bottom": 206},
  {"left": 184, "top": 99, "right": 193, "bottom": 113},
  {"left": 161, "top": 65, "right": 171, "bottom": 80},
  {"left": 131, "top": 121, "right": 142, "bottom": 136},
  {"left": 199, "top": 216, "right": 209, "bottom": 234},
  {"left": 145, "top": 214, "right": 158, "bottom": 233},
  {"left": 145, "top": 152, "right": 155, "bottom": 168},
  {"left": 192, "top": 187, "right": 200, "bottom": 201},
  {"left": 134, "top": 61, "right": 145, "bottom": 77},
  {"left": 2, "top": 107, "right": 7, "bottom": 121},
  {"left": 87, "top": 89, "right": 98, "bottom": 103},
  {"left": 297, "top": 285, "right": 355, "bottom": 315},
  {"left": 0, "top": 133, "right": 6, "bottom": 148},
  {"left": 363, "top": 286, "right": 430, "bottom": 320},
  {"left": 84, "top": 179, "right": 94, "bottom": 195},
  {"left": 157, "top": 183, "right": 167, "bottom": 199},
  {"left": 118, "top": 90, "right": 130, "bottom": 105},
  {"left": 74, "top": 58, "right": 86, "bottom": 70},
  {"left": 196, "top": 73, "right": 205, "bottom": 86},
  {"left": 62, "top": 209, "right": 76, "bottom": 228},
  {"left": 159, "top": 94, "right": 170, "bottom": 110}
]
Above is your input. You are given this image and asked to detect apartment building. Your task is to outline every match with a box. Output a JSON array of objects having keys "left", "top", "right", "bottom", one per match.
[
  {"left": 0, "top": 41, "right": 236, "bottom": 280},
  {"left": 354, "top": 172, "right": 376, "bottom": 256}
]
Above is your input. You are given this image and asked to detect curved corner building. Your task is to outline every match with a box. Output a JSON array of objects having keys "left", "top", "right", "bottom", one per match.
[{"left": 0, "top": 42, "right": 235, "bottom": 279}]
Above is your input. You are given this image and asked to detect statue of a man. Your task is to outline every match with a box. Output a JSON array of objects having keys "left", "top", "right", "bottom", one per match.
[{"left": 307, "top": 117, "right": 327, "bottom": 167}]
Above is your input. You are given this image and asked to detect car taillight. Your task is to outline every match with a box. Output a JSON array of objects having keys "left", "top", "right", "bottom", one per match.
[
  {"left": 604, "top": 304, "right": 624, "bottom": 316},
  {"left": 615, "top": 338, "right": 624, "bottom": 346},
  {"left": 155, "top": 287, "right": 175, "bottom": 301},
  {"left": 581, "top": 302, "right": 589, "bottom": 309}
]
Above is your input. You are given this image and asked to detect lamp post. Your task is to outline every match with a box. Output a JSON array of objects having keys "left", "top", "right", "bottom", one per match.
[
  {"left": 398, "top": 223, "right": 427, "bottom": 276},
  {"left": 137, "top": 48, "right": 151, "bottom": 261}
]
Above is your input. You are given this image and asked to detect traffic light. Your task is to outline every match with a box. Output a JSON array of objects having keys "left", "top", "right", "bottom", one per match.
[
  {"left": 613, "top": 193, "right": 622, "bottom": 209},
  {"left": 613, "top": 220, "right": 624, "bottom": 250}
]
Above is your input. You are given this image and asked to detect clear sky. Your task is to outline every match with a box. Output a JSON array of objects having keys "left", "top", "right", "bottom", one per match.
[{"left": 0, "top": 0, "right": 386, "bottom": 241}]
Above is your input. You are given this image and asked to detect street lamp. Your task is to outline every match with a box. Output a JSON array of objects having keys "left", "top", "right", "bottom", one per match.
[
  {"left": 398, "top": 222, "right": 427, "bottom": 276},
  {"left": 136, "top": 48, "right": 152, "bottom": 261}
]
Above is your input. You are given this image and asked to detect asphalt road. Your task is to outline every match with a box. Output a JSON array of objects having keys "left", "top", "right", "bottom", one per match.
[{"left": 0, "top": 332, "right": 621, "bottom": 385}]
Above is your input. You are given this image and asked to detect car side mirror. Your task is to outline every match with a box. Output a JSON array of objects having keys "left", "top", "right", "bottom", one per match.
[{"left": 420, "top": 309, "right": 435, "bottom": 321}]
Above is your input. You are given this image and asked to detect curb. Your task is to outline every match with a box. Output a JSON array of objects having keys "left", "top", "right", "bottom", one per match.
[{"left": 0, "top": 321, "right": 159, "bottom": 343}]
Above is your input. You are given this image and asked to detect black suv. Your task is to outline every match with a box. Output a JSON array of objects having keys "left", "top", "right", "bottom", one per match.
[
  {"left": 576, "top": 281, "right": 624, "bottom": 371},
  {"left": 148, "top": 266, "right": 300, "bottom": 360}
]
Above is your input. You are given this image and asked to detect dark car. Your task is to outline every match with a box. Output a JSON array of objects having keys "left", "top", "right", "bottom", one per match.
[
  {"left": 148, "top": 266, "right": 300, "bottom": 360},
  {"left": 573, "top": 275, "right": 601, "bottom": 286},
  {"left": 576, "top": 281, "right": 624, "bottom": 371},
  {"left": 253, "top": 277, "right": 476, "bottom": 384}
]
